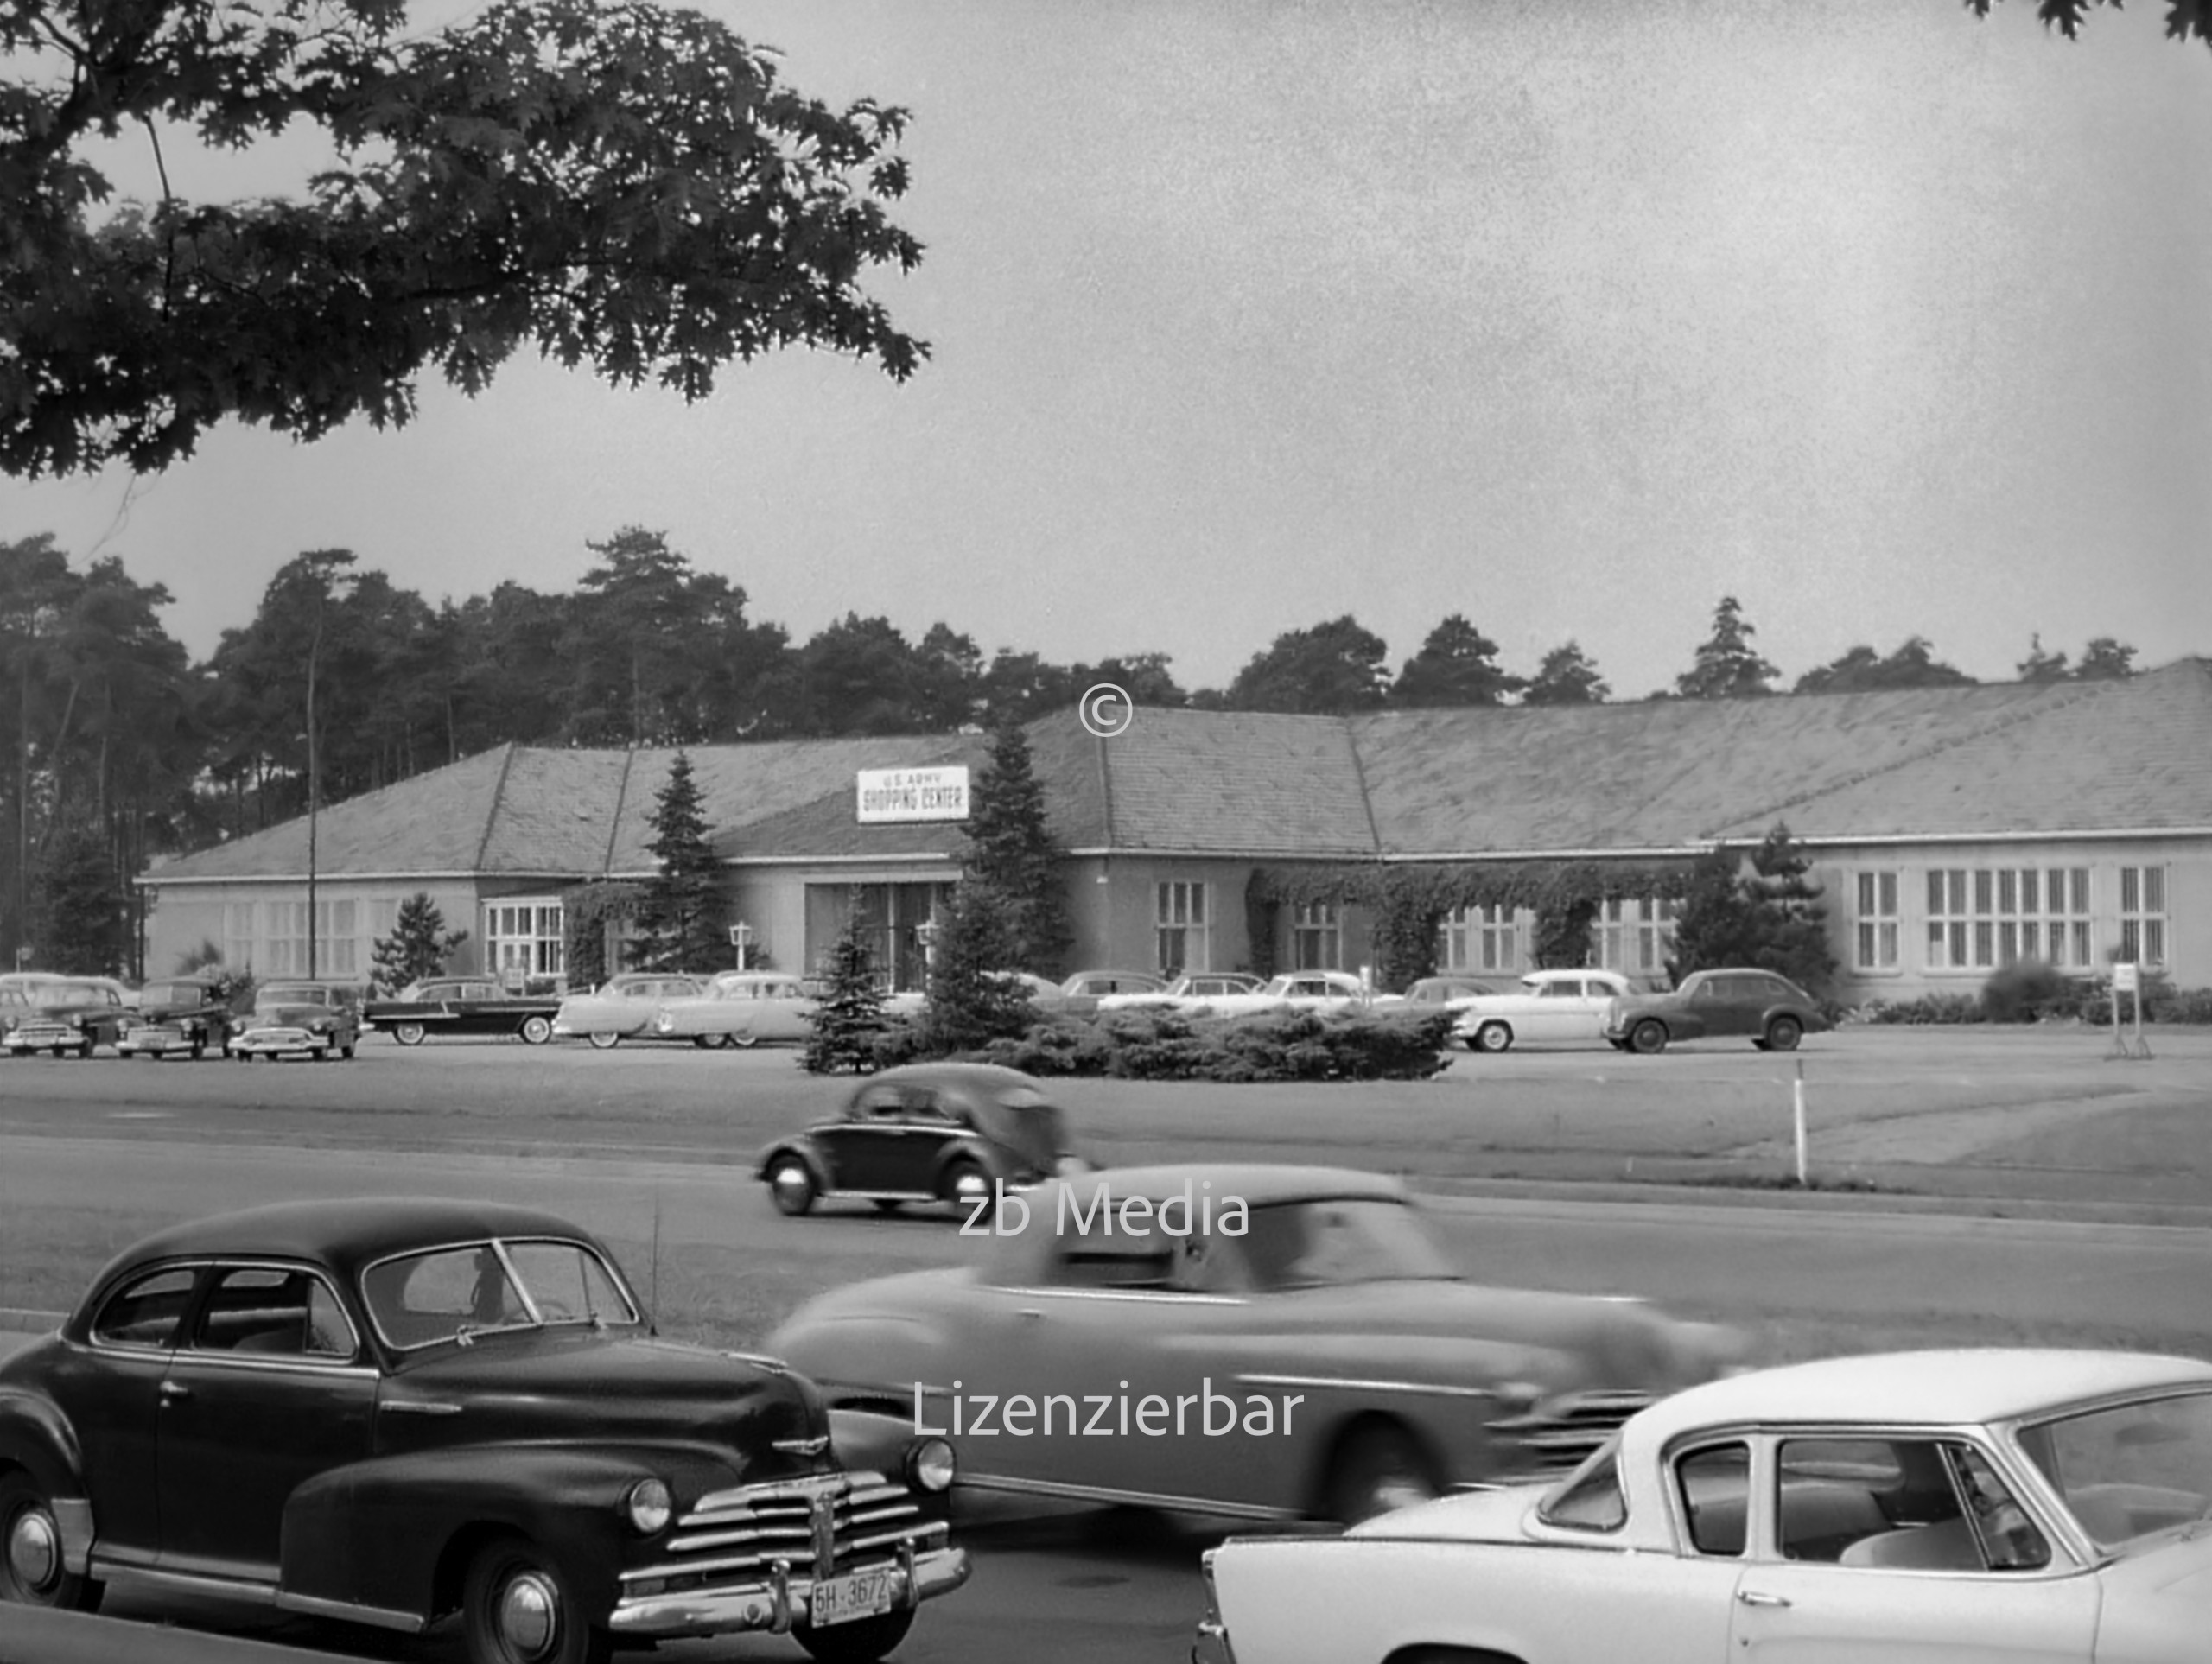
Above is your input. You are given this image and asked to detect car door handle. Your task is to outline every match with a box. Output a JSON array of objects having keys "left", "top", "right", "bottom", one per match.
[
  {"left": 1736, "top": 1589, "right": 1791, "bottom": 1609},
  {"left": 158, "top": 1381, "right": 192, "bottom": 1403}
]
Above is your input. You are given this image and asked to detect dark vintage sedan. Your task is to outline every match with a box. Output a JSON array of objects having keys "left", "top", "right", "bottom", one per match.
[
  {"left": 0, "top": 1198, "right": 967, "bottom": 1663},
  {"left": 1601, "top": 967, "right": 1834, "bottom": 1055},
  {"left": 115, "top": 975, "right": 238, "bottom": 1058},
  {"left": 0, "top": 976, "right": 132, "bottom": 1057},
  {"left": 757, "top": 1063, "right": 1090, "bottom": 1219},
  {"left": 225, "top": 981, "right": 362, "bottom": 1061},
  {"left": 364, "top": 977, "right": 564, "bottom": 1046}
]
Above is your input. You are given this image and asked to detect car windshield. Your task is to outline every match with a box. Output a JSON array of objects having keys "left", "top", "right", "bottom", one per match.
[
  {"left": 969, "top": 1088, "right": 1073, "bottom": 1167},
  {"left": 139, "top": 981, "right": 202, "bottom": 1005},
  {"left": 360, "top": 1237, "right": 639, "bottom": 1350},
  {"left": 1235, "top": 1198, "right": 1459, "bottom": 1291},
  {"left": 50, "top": 981, "right": 115, "bottom": 1003},
  {"left": 2018, "top": 1390, "right": 2212, "bottom": 1551},
  {"left": 257, "top": 985, "right": 331, "bottom": 1007}
]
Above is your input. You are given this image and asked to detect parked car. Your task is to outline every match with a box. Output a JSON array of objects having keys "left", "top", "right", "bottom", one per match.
[
  {"left": 550, "top": 972, "right": 709, "bottom": 1049},
  {"left": 225, "top": 981, "right": 362, "bottom": 1061},
  {"left": 1449, "top": 968, "right": 1643, "bottom": 1053},
  {"left": 0, "top": 1197, "right": 967, "bottom": 1663},
  {"left": 1370, "top": 975, "right": 1517, "bottom": 1010},
  {"left": 1095, "top": 973, "right": 1266, "bottom": 1013},
  {"left": 758, "top": 1063, "right": 1090, "bottom": 1217},
  {"left": 1054, "top": 969, "right": 1168, "bottom": 1015},
  {"left": 0, "top": 975, "right": 133, "bottom": 1057},
  {"left": 115, "top": 975, "right": 238, "bottom": 1058},
  {"left": 1173, "top": 970, "right": 1372, "bottom": 1019},
  {"left": 647, "top": 970, "right": 823, "bottom": 1047},
  {"left": 1603, "top": 967, "right": 1832, "bottom": 1054},
  {"left": 769, "top": 1164, "right": 1742, "bottom": 1523},
  {"left": 363, "top": 976, "right": 563, "bottom": 1046},
  {"left": 1193, "top": 1348, "right": 2212, "bottom": 1664}
]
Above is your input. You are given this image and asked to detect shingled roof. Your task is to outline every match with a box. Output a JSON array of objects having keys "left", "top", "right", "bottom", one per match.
[{"left": 145, "top": 660, "right": 2212, "bottom": 884}]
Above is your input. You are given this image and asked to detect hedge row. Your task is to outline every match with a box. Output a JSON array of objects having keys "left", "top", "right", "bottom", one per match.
[
  {"left": 1859, "top": 964, "right": 2212, "bottom": 1026},
  {"left": 860, "top": 1007, "right": 1458, "bottom": 1082}
]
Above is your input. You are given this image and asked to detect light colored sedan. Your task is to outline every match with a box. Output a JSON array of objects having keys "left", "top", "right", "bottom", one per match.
[
  {"left": 1171, "top": 970, "right": 1372, "bottom": 1019},
  {"left": 550, "top": 972, "right": 708, "bottom": 1049},
  {"left": 1197, "top": 1348, "right": 2212, "bottom": 1664},
  {"left": 646, "top": 970, "right": 819, "bottom": 1047},
  {"left": 1450, "top": 968, "right": 1640, "bottom": 1053},
  {"left": 1095, "top": 973, "right": 1266, "bottom": 1013}
]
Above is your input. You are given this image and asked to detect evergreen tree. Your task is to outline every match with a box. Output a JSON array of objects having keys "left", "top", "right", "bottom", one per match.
[
  {"left": 921, "top": 885, "right": 1038, "bottom": 1055},
  {"left": 32, "top": 811, "right": 124, "bottom": 974},
  {"left": 1666, "top": 826, "right": 1838, "bottom": 998},
  {"left": 964, "top": 718, "right": 1073, "bottom": 976},
  {"left": 1666, "top": 847, "right": 1761, "bottom": 981},
  {"left": 802, "top": 911, "right": 889, "bottom": 1074},
  {"left": 1675, "top": 596, "right": 1780, "bottom": 699},
  {"left": 1523, "top": 641, "right": 1611, "bottom": 706},
  {"left": 369, "top": 893, "right": 468, "bottom": 994},
  {"left": 2016, "top": 634, "right": 2070, "bottom": 682},
  {"left": 1389, "top": 614, "right": 1525, "bottom": 707},
  {"left": 631, "top": 752, "right": 727, "bottom": 971},
  {"left": 2074, "top": 637, "right": 2138, "bottom": 681}
]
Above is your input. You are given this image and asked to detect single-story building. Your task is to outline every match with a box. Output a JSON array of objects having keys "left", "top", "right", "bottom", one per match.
[{"left": 138, "top": 657, "right": 2212, "bottom": 1000}]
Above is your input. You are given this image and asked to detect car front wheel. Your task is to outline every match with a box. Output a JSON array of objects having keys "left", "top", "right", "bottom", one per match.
[
  {"left": 585, "top": 1031, "right": 621, "bottom": 1051},
  {"left": 0, "top": 1472, "right": 104, "bottom": 1612},
  {"left": 518, "top": 1016, "right": 552, "bottom": 1045},
  {"left": 795, "top": 1608, "right": 915, "bottom": 1664},
  {"left": 1324, "top": 1423, "right": 1440, "bottom": 1524},
  {"left": 1629, "top": 1019, "right": 1669, "bottom": 1055},
  {"left": 461, "top": 1535, "right": 608, "bottom": 1664},
  {"left": 393, "top": 1022, "right": 428, "bottom": 1046},
  {"left": 1764, "top": 1014, "right": 1804, "bottom": 1051},
  {"left": 767, "top": 1157, "right": 817, "bottom": 1216},
  {"left": 1471, "top": 1020, "right": 1512, "bottom": 1054}
]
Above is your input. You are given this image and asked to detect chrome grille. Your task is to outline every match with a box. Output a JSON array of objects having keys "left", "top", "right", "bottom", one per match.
[
  {"left": 618, "top": 1471, "right": 945, "bottom": 1591},
  {"left": 1491, "top": 1389, "right": 1652, "bottom": 1470}
]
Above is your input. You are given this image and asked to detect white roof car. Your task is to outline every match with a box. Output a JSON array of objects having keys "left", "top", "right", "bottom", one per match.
[{"left": 1449, "top": 968, "right": 1640, "bottom": 1053}]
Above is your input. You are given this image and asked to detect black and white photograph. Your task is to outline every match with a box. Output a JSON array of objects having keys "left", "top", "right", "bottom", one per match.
[{"left": 3, "top": 1, "right": 2211, "bottom": 1661}]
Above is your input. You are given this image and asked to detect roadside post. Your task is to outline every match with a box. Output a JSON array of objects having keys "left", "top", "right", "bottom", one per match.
[
  {"left": 728, "top": 920, "right": 755, "bottom": 971},
  {"left": 2105, "top": 962, "right": 2152, "bottom": 1061},
  {"left": 1792, "top": 1059, "right": 1808, "bottom": 1187}
]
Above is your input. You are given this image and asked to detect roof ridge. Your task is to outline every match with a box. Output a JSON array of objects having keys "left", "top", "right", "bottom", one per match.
[
  {"left": 471, "top": 741, "right": 518, "bottom": 873},
  {"left": 1707, "top": 676, "right": 2128, "bottom": 837}
]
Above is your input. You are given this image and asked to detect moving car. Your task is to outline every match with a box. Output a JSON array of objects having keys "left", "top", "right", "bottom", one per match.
[
  {"left": 1603, "top": 968, "right": 1832, "bottom": 1054},
  {"left": 769, "top": 1164, "right": 1742, "bottom": 1523},
  {"left": 1193, "top": 1348, "right": 2212, "bottom": 1664},
  {"left": 648, "top": 970, "right": 821, "bottom": 1047},
  {"left": 1450, "top": 968, "right": 1641, "bottom": 1053},
  {"left": 758, "top": 1063, "right": 1088, "bottom": 1216},
  {"left": 550, "top": 972, "right": 709, "bottom": 1049},
  {"left": 0, "top": 976, "right": 133, "bottom": 1057},
  {"left": 225, "top": 981, "right": 362, "bottom": 1061},
  {"left": 0, "top": 1197, "right": 966, "bottom": 1664},
  {"left": 116, "top": 975, "right": 238, "bottom": 1058},
  {"left": 1094, "top": 973, "right": 1266, "bottom": 1012},
  {"left": 363, "top": 977, "right": 564, "bottom": 1046}
]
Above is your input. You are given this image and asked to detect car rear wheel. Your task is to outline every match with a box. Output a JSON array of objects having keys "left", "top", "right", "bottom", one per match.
[
  {"left": 725, "top": 1032, "right": 760, "bottom": 1049},
  {"left": 1471, "top": 1021, "right": 1513, "bottom": 1054},
  {"left": 0, "top": 1472, "right": 103, "bottom": 1612},
  {"left": 461, "top": 1535, "right": 608, "bottom": 1664},
  {"left": 392, "top": 1022, "right": 428, "bottom": 1047},
  {"left": 767, "top": 1157, "right": 817, "bottom": 1216},
  {"left": 794, "top": 1608, "right": 915, "bottom": 1664},
  {"left": 1764, "top": 1014, "right": 1803, "bottom": 1052},
  {"left": 1324, "top": 1423, "right": 1440, "bottom": 1524},
  {"left": 1628, "top": 1019, "right": 1669, "bottom": 1055},
  {"left": 518, "top": 1016, "right": 552, "bottom": 1046},
  {"left": 585, "top": 1031, "right": 621, "bottom": 1051}
]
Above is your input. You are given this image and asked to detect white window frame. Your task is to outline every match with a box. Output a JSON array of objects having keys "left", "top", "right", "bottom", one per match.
[
  {"left": 485, "top": 897, "right": 566, "bottom": 983},
  {"left": 1926, "top": 867, "right": 2090, "bottom": 972},
  {"left": 262, "top": 898, "right": 361, "bottom": 978},
  {"left": 1853, "top": 871, "right": 1899, "bottom": 972},
  {"left": 2119, "top": 865, "right": 2168, "bottom": 970},
  {"left": 1438, "top": 904, "right": 1520, "bottom": 975},
  {"left": 1290, "top": 900, "right": 1340, "bottom": 971},
  {"left": 1155, "top": 882, "right": 1211, "bottom": 975}
]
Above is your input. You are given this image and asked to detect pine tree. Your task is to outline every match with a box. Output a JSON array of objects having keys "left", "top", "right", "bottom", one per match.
[
  {"left": 632, "top": 752, "right": 727, "bottom": 972},
  {"left": 921, "top": 884, "right": 1038, "bottom": 1055},
  {"left": 1675, "top": 596, "right": 1780, "bottom": 699},
  {"left": 963, "top": 718, "right": 1073, "bottom": 976},
  {"left": 369, "top": 893, "right": 468, "bottom": 994},
  {"left": 1666, "top": 826, "right": 1838, "bottom": 997},
  {"left": 33, "top": 812, "right": 124, "bottom": 974},
  {"left": 802, "top": 911, "right": 889, "bottom": 1074}
]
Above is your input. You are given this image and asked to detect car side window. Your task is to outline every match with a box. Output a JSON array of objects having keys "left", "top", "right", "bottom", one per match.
[
  {"left": 1541, "top": 981, "right": 1578, "bottom": 999},
  {"left": 1675, "top": 1441, "right": 1751, "bottom": 1556},
  {"left": 849, "top": 1085, "right": 906, "bottom": 1121},
  {"left": 1777, "top": 1435, "right": 2049, "bottom": 1571},
  {"left": 1541, "top": 1441, "right": 1630, "bottom": 1531},
  {"left": 193, "top": 1266, "right": 358, "bottom": 1360},
  {"left": 91, "top": 1266, "right": 200, "bottom": 1350},
  {"left": 1049, "top": 1231, "right": 1176, "bottom": 1291},
  {"left": 1694, "top": 979, "right": 1726, "bottom": 1001}
]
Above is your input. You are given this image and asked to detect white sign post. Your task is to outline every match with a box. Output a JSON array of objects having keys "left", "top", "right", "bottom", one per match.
[
  {"left": 855, "top": 766, "right": 970, "bottom": 824},
  {"left": 728, "top": 921, "right": 755, "bottom": 970},
  {"left": 2106, "top": 962, "right": 2152, "bottom": 1061}
]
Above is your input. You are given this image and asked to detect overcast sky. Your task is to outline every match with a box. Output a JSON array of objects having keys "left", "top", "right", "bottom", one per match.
[{"left": 6, "top": 0, "right": 2209, "bottom": 699}]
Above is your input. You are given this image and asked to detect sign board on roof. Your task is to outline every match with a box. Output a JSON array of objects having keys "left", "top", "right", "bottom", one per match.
[{"left": 856, "top": 766, "right": 969, "bottom": 824}]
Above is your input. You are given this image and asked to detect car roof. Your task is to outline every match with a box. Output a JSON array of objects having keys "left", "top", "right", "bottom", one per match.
[
  {"left": 1630, "top": 1350, "right": 2212, "bottom": 1445},
  {"left": 861, "top": 1061, "right": 1052, "bottom": 1095},
  {"left": 99, "top": 1197, "right": 606, "bottom": 1284},
  {"left": 1049, "top": 1163, "right": 1408, "bottom": 1208}
]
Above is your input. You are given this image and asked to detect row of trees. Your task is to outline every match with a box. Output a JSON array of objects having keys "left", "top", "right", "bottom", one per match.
[{"left": 1, "top": 529, "right": 2150, "bottom": 974}]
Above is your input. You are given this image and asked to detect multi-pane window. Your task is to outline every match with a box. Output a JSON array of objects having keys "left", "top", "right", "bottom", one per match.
[
  {"left": 1596, "top": 899, "right": 1630, "bottom": 971},
  {"left": 2119, "top": 866, "right": 2168, "bottom": 969},
  {"left": 264, "top": 899, "right": 359, "bottom": 977},
  {"left": 1156, "top": 882, "right": 1210, "bottom": 975},
  {"left": 1854, "top": 871, "right": 1899, "bottom": 970},
  {"left": 1926, "top": 867, "right": 2090, "bottom": 971},
  {"left": 1596, "top": 899, "right": 1676, "bottom": 975},
  {"left": 1290, "top": 901, "right": 1340, "bottom": 971},
  {"left": 486, "top": 899, "right": 566, "bottom": 981},
  {"left": 224, "top": 902, "right": 256, "bottom": 971},
  {"left": 1438, "top": 905, "right": 1519, "bottom": 974}
]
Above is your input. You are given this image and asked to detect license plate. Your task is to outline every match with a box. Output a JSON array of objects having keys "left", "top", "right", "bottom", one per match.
[{"left": 810, "top": 1566, "right": 898, "bottom": 1627}]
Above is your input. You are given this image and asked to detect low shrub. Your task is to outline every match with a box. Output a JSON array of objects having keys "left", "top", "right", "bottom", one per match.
[
  {"left": 1858, "top": 994, "right": 1985, "bottom": 1026},
  {"left": 977, "top": 1017, "right": 1116, "bottom": 1076},
  {"left": 1980, "top": 961, "right": 2075, "bottom": 1023}
]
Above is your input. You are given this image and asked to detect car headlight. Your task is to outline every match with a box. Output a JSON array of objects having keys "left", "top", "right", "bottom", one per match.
[
  {"left": 905, "top": 1437, "right": 957, "bottom": 1493},
  {"left": 623, "top": 1477, "right": 673, "bottom": 1534}
]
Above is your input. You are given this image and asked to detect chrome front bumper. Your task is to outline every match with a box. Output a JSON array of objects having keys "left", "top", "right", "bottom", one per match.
[{"left": 607, "top": 1541, "right": 969, "bottom": 1640}]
